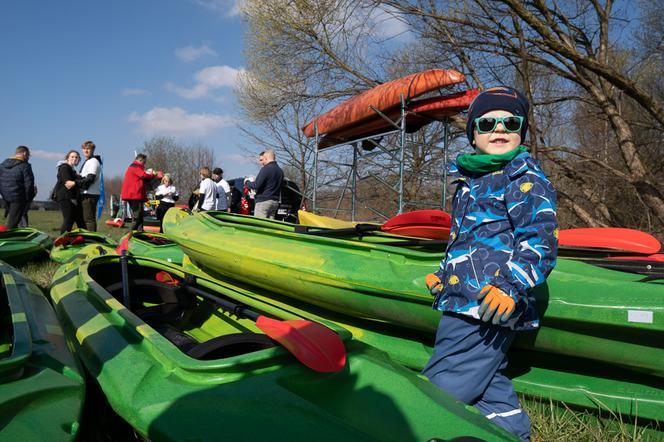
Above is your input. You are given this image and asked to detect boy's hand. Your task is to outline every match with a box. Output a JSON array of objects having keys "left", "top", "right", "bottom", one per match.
[
  {"left": 425, "top": 273, "right": 444, "bottom": 296},
  {"left": 477, "top": 285, "right": 515, "bottom": 324}
]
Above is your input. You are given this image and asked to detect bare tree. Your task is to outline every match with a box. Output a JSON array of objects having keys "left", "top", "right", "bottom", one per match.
[{"left": 141, "top": 136, "right": 216, "bottom": 198}]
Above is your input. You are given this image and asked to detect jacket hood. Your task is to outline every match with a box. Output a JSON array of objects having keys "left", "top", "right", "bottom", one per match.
[
  {"left": 82, "top": 154, "right": 103, "bottom": 165},
  {"left": 56, "top": 160, "right": 68, "bottom": 168},
  {"left": 1, "top": 157, "right": 26, "bottom": 169}
]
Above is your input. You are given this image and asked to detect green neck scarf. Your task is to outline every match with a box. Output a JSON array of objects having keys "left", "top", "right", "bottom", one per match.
[{"left": 457, "top": 146, "right": 528, "bottom": 173}]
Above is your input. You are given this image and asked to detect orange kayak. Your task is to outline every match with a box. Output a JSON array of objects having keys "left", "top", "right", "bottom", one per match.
[
  {"left": 318, "top": 90, "right": 478, "bottom": 148},
  {"left": 302, "top": 69, "right": 465, "bottom": 137}
]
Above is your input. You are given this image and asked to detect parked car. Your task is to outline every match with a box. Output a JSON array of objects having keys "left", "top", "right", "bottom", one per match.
[{"left": 228, "top": 177, "right": 303, "bottom": 223}]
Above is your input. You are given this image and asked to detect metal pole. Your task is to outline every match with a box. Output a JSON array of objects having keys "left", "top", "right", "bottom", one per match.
[
  {"left": 442, "top": 119, "right": 449, "bottom": 210},
  {"left": 313, "top": 124, "right": 318, "bottom": 213},
  {"left": 351, "top": 143, "right": 358, "bottom": 221},
  {"left": 397, "top": 93, "right": 406, "bottom": 214}
]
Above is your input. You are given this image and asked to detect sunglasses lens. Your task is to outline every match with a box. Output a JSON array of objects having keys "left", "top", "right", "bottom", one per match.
[
  {"left": 504, "top": 117, "right": 522, "bottom": 132},
  {"left": 477, "top": 118, "right": 496, "bottom": 132}
]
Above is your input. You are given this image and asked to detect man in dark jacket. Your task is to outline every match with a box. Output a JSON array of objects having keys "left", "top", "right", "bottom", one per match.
[
  {"left": 246, "top": 149, "right": 283, "bottom": 219},
  {"left": 0, "top": 146, "right": 35, "bottom": 229}
]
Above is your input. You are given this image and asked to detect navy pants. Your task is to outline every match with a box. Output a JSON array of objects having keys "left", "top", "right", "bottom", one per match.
[{"left": 422, "top": 312, "right": 531, "bottom": 441}]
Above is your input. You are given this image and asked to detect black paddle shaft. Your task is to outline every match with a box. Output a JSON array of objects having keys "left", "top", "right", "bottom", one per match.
[
  {"left": 120, "top": 250, "right": 131, "bottom": 308},
  {"left": 183, "top": 285, "right": 260, "bottom": 322}
]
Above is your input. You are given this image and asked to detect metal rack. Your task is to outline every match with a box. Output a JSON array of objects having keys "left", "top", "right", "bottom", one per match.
[{"left": 302, "top": 95, "right": 452, "bottom": 222}]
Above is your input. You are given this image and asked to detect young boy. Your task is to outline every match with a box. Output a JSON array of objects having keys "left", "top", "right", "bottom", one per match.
[{"left": 422, "top": 86, "right": 558, "bottom": 441}]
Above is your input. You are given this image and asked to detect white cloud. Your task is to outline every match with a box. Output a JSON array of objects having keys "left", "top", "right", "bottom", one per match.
[
  {"left": 122, "top": 88, "right": 150, "bottom": 96},
  {"left": 175, "top": 43, "right": 217, "bottom": 62},
  {"left": 31, "top": 150, "right": 65, "bottom": 161},
  {"left": 191, "top": 0, "right": 243, "bottom": 17},
  {"left": 128, "top": 107, "right": 236, "bottom": 136},
  {"left": 225, "top": 153, "right": 256, "bottom": 165},
  {"left": 369, "top": 6, "right": 412, "bottom": 41},
  {"left": 167, "top": 65, "right": 244, "bottom": 100}
]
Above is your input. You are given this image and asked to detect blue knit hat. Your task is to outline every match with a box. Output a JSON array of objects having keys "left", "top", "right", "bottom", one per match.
[{"left": 466, "top": 86, "right": 530, "bottom": 144}]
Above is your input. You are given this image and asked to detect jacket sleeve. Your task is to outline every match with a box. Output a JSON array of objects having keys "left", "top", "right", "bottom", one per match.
[
  {"left": 490, "top": 167, "right": 558, "bottom": 302},
  {"left": 247, "top": 169, "right": 266, "bottom": 192},
  {"left": 25, "top": 164, "right": 36, "bottom": 201}
]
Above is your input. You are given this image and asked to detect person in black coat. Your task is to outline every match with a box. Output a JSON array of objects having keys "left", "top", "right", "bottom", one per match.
[
  {"left": 0, "top": 146, "right": 35, "bottom": 229},
  {"left": 53, "top": 150, "right": 85, "bottom": 233}
]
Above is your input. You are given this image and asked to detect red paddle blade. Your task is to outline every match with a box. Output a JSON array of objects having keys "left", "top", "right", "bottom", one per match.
[
  {"left": 155, "top": 271, "right": 181, "bottom": 285},
  {"left": 256, "top": 316, "right": 346, "bottom": 373},
  {"left": 559, "top": 228, "right": 661, "bottom": 254},
  {"left": 116, "top": 231, "right": 133, "bottom": 254},
  {"left": 0, "top": 226, "right": 7, "bottom": 232}
]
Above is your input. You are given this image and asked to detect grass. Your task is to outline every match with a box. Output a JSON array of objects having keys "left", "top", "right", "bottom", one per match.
[{"left": 10, "top": 210, "right": 664, "bottom": 441}]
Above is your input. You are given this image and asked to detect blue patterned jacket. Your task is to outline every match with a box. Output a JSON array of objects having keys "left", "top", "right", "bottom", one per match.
[{"left": 433, "top": 150, "right": 558, "bottom": 330}]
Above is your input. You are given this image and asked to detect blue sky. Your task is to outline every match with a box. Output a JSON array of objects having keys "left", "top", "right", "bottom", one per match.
[{"left": 0, "top": 0, "right": 252, "bottom": 199}]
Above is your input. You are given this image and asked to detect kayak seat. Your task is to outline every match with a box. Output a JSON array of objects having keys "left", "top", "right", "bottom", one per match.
[
  {"left": 104, "top": 279, "right": 193, "bottom": 326},
  {"left": 153, "top": 323, "right": 199, "bottom": 354},
  {"left": 186, "top": 333, "right": 276, "bottom": 360}
]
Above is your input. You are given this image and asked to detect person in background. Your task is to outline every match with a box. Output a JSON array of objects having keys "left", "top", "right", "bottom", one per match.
[
  {"left": 121, "top": 153, "right": 161, "bottom": 231},
  {"left": 212, "top": 167, "right": 231, "bottom": 212},
  {"left": 78, "top": 140, "right": 102, "bottom": 231},
  {"left": 422, "top": 87, "right": 558, "bottom": 441},
  {"left": 53, "top": 150, "right": 85, "bottom": 233},
  {"left": 245, "top": 149, "right": 283, "bottom": 219},
  {"left": 0, "top": 146, "right": 35, "bottom": 229},
  {"left": 155, "top": 174, "right": 178, "bottom": 231},
  {"left": 196, "top": 167, "right": 217, "bottom": 212}
]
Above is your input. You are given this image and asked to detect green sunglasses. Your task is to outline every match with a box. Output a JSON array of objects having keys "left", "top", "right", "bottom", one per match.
[{"left": 474, "top": 116, "right": 524, "bottom": 134}]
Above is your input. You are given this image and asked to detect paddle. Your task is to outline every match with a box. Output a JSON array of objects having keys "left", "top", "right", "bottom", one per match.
[
  {"left": 117, "top": 232, "right": 132, "bottom": 308},
  {"left": 155, "top": 271, "right": 346, "bottom": 373},
  {"left": 298, "top": 210, "right": 452, "bottom": 241}
]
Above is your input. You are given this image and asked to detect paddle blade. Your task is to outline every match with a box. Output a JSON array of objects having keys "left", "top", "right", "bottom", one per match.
[
  {"left": 256, "top": 316, "right": 346, "bottom": 373},
  {"left": 116, "top": 231, "right": 133, "bottom": 254},
  {"left": 559, "top": 228, "right": 661, "bottom": 254}
]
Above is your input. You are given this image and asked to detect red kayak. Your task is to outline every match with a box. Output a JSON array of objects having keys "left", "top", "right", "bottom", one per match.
[
  {"left": 318, "top": 90, "right": 479, "bottom": 148},
  {"left": 302, "top": 69, "right": 465, "bottom": 137}
]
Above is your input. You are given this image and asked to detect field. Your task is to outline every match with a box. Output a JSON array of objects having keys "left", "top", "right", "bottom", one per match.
[{"left": 12, "top": 210, "right": 664, "bottom": 441}]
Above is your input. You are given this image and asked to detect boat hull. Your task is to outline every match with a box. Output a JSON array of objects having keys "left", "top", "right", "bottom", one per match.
[
  {"left": 49, "top": 255, "right": 514, "bottom": 441},
  {"left": 0, "top": 261, "right": 84, "bottom": 441},
  {"left": 163, "top": 210, "right": 664, "bottom": 379},
  {"left": 50, "top": 229, "right": 117, "bottom": 263},
  {"left": 0, "top": 228, "right": 52, "bottom": 264}
]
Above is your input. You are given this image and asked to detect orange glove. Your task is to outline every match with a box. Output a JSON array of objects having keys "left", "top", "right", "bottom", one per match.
[
  {"left": 425, "top": 273, "right": 444, "bottom": 296},
  {"left": 477, "top": 285, "right": 516, "bottom": 324}
]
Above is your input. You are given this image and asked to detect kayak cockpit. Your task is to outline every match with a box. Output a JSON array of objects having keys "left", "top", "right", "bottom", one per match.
[{"left": 88, "top": 262, "right": 277, "bottom": 361}]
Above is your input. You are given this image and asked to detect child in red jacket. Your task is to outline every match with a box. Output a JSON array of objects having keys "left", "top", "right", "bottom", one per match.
[{"left": 121, "top": 153, "right": 162, "bottom": 230}]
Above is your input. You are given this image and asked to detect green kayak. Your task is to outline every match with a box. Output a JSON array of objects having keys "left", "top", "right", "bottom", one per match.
[
  {"left": 50, "top": 229, "right": 117, "bottom": 263},
  {"left": 182, "top": 255, "right": 664, "bottom": 426},
  {"left": 0, "top": 260, "right": 84, "bottom": 440},
  {"left": 0, "top": 228, "right": 52, "bottom": 264},
  {"left": 163, "top": 210, "right": 664, "bottom": 379},
  {"left": 49, "top": 254, "right": 515, "bottom": 442},
  {"left": 121, "top": 231, "right": 184, "bottom": 264}
]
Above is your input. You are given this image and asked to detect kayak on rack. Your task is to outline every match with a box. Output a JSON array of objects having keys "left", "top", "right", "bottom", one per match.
[
  {"left": 0, "top": 260, "right": 84, "bottom": 441},
  {"left": 302, "top": 68, "right": 466, "bottom": 138},
  {"left": 50, "top": 229, "right": 117, "bottom": 263},
  {"left": 163, "top": 209, "right": 664, "bottom": 379},
  {"left": 49, "top": 253, "right": 515, "bottom": 442},
  {"left": 181, "top": 255, "right": 664, "bottom": 426},
  {"left": 121, "top": 231, "right": 184, "bottom": 265},
  {"left": 0, "top": 228, "right": 52, "bottom": 265}
]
